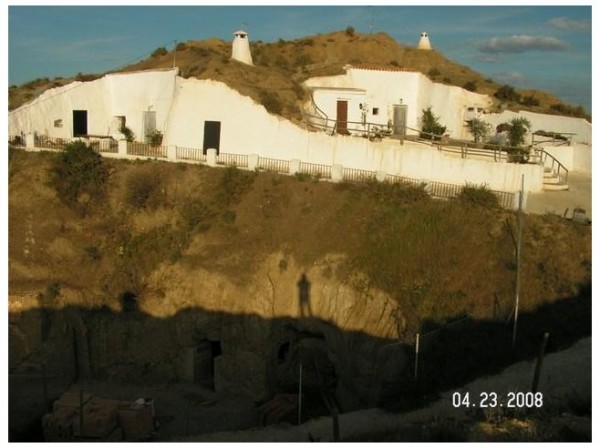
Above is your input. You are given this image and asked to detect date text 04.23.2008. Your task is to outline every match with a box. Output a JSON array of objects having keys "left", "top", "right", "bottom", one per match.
[{"left": 452, "top": 391, "right": 543, "bottom": 409}]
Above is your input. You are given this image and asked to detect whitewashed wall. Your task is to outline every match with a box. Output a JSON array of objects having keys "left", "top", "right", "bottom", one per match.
[
  {"left": 9, "top": 69, "right": 177, "bottom": 141},
  {"left": 167, "top": 78, "right": 543, "bottom": 192},
  {"left": 310, "top": 89, "right": 368, "bottom": 127},
  {"left": 542, "top": 144, "right": 592, "bottom": 174},
  {"left": 484, "top": 110, "right": 591, "bottom": 145},
  {"left": 10, "top": 69, "right": 544, "bottom": 193},
  {"left": 305, "top": 68, "right": 491, "bottom": 140}
]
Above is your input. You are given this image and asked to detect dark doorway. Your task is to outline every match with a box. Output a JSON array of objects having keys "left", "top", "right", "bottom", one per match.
[
  {"left": 194, "top": 339, "right": 222, "bottom": 389},
  {"left": 336, "top": 101, "right": 348, "bottom": 134},
  {"left": 120, "top": 291, "right": 138, "bottom": 313},
  {"left": 72, "top": 110, "right": 88, "bottom": 137},
  {"left": 203, "top": 121, "right": 221, "bottom": 155}
]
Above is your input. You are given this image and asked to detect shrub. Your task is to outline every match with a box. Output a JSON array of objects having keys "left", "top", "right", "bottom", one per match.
[
  {"left": 120, "top": 125, "right": 135, "bottom": 142},
  {"left": 458, "top": 185, "right": 499, "bottom": 208},
  {"left": 345, "top": 26, "right": 355, "bottom": 37},
  {"left": 146, "top": 130, "right": 163, "bottom": 146},
  {"left": 521, "top": 95, "right": 540, "bottom": 107},
  {"left": 259, "top": 89, "right": 283, "bottom": 114},
  {"left": 275, "top": 55, "right": 289, "bottom": 70},
  {"left": 52, "top": 141, "right": 109, "bottom": 214},
  {"left": 465, "top": 118, "right": 491, "bottom": 143},
  {"left": 463, "top": 81, "right": 477, "bottom": 92},
  {"left": 420, "top": 107, "right": 447, "bottom": 140},
  {"left": 175, "top": 42, "right": 187, "bottom": 51},
  {"left": 295, "top": 53, "right": 312, "bottom": 67},
  {"left": 503, "top": 117, "right": 532, "bottom": 148},
  {"left": 494, "top": 84, "right": 520, "bottom": 102},
  {"left": 428, "top": 67, "right": 441, "bottom": 78},
  {"left": 217, "top": 166, "right": 257, "bottom": 206},
  {"left": 151, "top": 47, "right": 168, "bottom": 58},
  {"left": 179, "top": 198, "right": 214, "bottom": 232},
  {"left": 125, "top": 168, "right": 163, "bottom": 210}
]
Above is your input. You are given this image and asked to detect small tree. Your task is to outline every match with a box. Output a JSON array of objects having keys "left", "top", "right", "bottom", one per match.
[
  {"left": 503, "top": 117, "right": 532, "bottom": 148},
  {"left": 420, "top": 107, "right": 447, "bottom": 141},
  {"left": 465, "top": 118, "right": 491, "bottom": 143},
  {"left": 345, "top": 26, "right": 355, "bottom": 37}
]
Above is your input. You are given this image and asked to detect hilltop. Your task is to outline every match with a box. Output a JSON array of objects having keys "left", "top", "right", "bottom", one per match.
[{"left": 8, "top": 30, "right": 590, "bottom": 122}]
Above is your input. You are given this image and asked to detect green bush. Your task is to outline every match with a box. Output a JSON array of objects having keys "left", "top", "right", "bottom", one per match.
[
  {"left": 217, "top": 166, "right": 257, "bottom": 206},
  {"left": 420, "top": 107, "right": 447, "bottom": 140},
  {"left": 457, "top": 185, "right": 499, "bottom": 208},
  {"left": 146, "top": 130, "right": 163, "bottom": 146},
  {"left": 52, "top": 141, "right": 109, "bottom": 214},
  {"left": 345, "top": 26, "right": 355, "bottom": 37},
  {"left": 494, "top": 84, "right": 520, "bottom": 102},
  {"left": 151, "top": 47, "right": 168, "bottom": 58},
  {"left": 428, "top": 67, "right": 441, "bottom": 78},
  {"left": 463, "top": 81, "right": 477, "bottom": 92},
  {"left": 120, "top": 125, "right": 135, "bottom": 142},
  {"left": 179, "top": 198, "right": 214, "bottom": 232},
  {"left": 465, "top": 117, "right": 491, "bottom": 143},
  {"left": 125, "top": 168, "right": 163, "bottom": 210}
]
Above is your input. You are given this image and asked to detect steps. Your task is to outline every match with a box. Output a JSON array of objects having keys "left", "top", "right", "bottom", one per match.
[{"left": 543, "top": 169, "right": 569, "bottom": 191}]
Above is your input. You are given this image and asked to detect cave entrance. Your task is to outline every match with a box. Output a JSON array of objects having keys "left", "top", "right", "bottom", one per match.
[
  {"left": 120, "top": 291, "right": 138, "bottom": 313},
  {"left": 194, "top": 340, "right": 222, "bottom": 390}
]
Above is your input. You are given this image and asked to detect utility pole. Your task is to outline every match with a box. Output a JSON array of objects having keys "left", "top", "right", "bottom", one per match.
[
  {"left": 173, "top": 40, "right": 177, "bottom": 69},
  {"left": 512, "top": 174, "right": 525, "bottom": 348}
]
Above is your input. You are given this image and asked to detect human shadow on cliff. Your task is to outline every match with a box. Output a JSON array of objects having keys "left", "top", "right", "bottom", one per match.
[{"left": 8, "top": 280, "right": 591, "bottom": 441}]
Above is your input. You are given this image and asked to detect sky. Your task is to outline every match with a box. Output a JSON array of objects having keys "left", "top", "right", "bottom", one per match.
[{"left": 6, "top": 2, "right": 593, "bottom": 114}]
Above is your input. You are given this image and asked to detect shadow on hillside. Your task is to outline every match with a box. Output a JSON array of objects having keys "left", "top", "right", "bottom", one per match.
[{"left": 9, "top": 281, "right": 591, "bottom": 441}]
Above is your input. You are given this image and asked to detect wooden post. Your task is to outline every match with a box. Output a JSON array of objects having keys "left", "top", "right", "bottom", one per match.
[
  {"left": 79, "top": 385, "right": 84, "bottom": 435},
  {"left": 41, "top": 362, "right": 48, "bottom": 412},
  {"left": 512, "top": 174, "right": 525, "bottom": 348},
  {"left": 332, "top": 407, "right": 340, "bottom": 442},
  {"left": 531, "top": 332, "right": 549, "bottom": 393},
  {"left": 414, "top": 333, "right": 420, "bottom": 380},
  {"left": 298, "top": 363, "right": 303, "bottom": 426}
]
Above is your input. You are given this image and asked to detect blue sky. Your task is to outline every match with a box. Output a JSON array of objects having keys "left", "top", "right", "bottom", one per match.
[{"left": 7, "top": 3, "right": 593, "bottom": 113}]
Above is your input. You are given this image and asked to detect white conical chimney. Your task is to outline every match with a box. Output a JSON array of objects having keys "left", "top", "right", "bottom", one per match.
[
  {"left": 231, "top": 30, "right": 253, "bottom": 65},
  {"left": 417, "top": 31, "right": 432, "bottom": 50}
]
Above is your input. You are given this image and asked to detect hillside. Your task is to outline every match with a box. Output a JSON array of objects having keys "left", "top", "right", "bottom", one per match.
[
  {"left": 9, "top": 147, "right": 591, "bottom": 328},
  {"left": 8, "top": 30, "right": 590, "bottom": 122},
  {"left": 8, "top": 147, "right": 591, "bottom": 441}
]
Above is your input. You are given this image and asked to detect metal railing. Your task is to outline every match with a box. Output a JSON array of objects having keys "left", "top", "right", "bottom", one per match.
[
  {"left": 342, "top": 167, "right": 376, "bottom": 182},
  {"left": 299, "top": 161, "right": 332, "bottom": 179},
  {"left": 127, "top": 142, "right": 167, "bottom": 158},
  {"left": 537, "top": 148, "right": 569, "bottom": 184},
  {"left": 257, "top": 157, "right": 290, "bottom": 173},
  {"left": 176, "top": 146, "right": 206, "bottom": 162},
  {"left": 217, "top": 152, "right": 249, "bottom": 168}
]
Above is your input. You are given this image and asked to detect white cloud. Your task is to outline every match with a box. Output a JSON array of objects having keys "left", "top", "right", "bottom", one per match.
[
  {"left": 548, "top": 17, "right": 590, "bottom": 31},
  {"left": 492, "top": 71, "right": 528, "bottom": 86},
  {"left": 478, "top": 35, "right": 568, "bottom": 54}
]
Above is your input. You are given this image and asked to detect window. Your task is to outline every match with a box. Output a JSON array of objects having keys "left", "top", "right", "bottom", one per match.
[{"left": 372, "top": 108, "right": 379, "bottom": 116}]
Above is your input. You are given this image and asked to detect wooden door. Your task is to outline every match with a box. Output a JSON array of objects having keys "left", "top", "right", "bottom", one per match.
[{"left": 336, "top": 100, "right": 348, "bottom": 134}]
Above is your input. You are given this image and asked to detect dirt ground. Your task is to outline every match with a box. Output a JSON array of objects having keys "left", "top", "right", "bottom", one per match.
[
  {"left": 180, "top": 337, "right": 591, "bottom": 442},
  {"left": 526, "top": 172, "right": 592, "bottom": 220}
]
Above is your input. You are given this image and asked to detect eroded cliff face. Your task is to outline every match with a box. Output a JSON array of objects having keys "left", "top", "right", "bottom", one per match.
[{"left": 9, "top": 252, "right": 407, "bottom": 413}]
